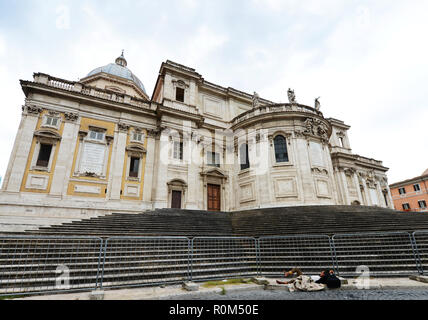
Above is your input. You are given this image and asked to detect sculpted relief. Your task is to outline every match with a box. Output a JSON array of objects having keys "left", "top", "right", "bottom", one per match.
[{"left": 303, "top": 118, "right": 329, "bottom": 142}]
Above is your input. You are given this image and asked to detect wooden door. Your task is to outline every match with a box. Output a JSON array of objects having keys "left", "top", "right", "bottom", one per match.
[
  {"left": 171, "top": 190, "right": 182, "bottom": 209},
  {"left": 207, "top": 184, "right": 221, "bottom": 211}
]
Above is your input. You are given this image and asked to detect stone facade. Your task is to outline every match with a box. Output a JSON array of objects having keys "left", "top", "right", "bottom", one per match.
[{"left": 0, "top": 54, "right": 394, "bottom": 231}]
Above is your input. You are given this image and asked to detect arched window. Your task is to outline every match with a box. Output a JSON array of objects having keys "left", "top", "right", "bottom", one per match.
[
  {"left": 240, "top": 144, "right": 250, "bottom": 170},
  {"left": 274, "top": 135, "right": 289, "bottom": 163}
]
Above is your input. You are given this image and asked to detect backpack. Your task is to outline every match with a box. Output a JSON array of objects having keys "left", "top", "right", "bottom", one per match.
[
  {"left": 325, "top": 273, "right": 341, "bottom": 289},
  {"left": 316, "top": 270, "right": 341, "bottom": 289}
]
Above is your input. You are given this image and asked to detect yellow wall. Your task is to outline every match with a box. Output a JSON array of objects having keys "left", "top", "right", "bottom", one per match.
[
  {"left": 121, "top": 127, "right": 147, "bottom": 201},
  {"left": 67, "top": 117, "right": 115, "bottom": 198},
  {"left": 20, "top": 110, "right": 65, "bottom": 193}
]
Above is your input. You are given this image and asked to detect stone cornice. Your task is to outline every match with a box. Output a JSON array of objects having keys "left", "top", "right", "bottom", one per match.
[
  {"left": 331, "top": 151, "right": 389, "bottom": 172},
  {"left": 21, "top": 79, "right": 156, "bottom": 118}
]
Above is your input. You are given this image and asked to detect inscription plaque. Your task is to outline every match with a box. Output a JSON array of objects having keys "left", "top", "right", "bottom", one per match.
[{"left": 80, "top": 142, "right": 106, "bottom": 175}]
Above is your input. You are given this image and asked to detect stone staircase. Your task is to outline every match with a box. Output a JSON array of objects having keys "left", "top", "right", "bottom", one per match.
[{"left": 25, "top": 205, "right": 428, "bottom": 237}]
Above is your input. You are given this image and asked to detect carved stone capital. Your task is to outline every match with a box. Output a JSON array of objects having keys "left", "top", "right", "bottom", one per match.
[
  {"left": 25, "top": 105, "right": 43, "bottom": 115},
  {"left": 344, "top": 167, "right": 356, "bottom": 176},
  {"left": 312, "top": 167, "right": 329, "bottom": 175},
  {"left": 147, "top": 127, "right": 164, "bottom": 138},
  {"left": 64, "top": 112, "right": 79, "bottom": 122},
  {"left": 118, "top": 123, "right": 130, "bottom": 132}
]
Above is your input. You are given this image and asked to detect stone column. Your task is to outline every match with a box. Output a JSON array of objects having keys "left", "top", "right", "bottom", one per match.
[
  {"left": 108, "top": 124, "right": 128, "bottom": 200},
  {"left": 339, "top": 169, "right": 350, "bottom": 205},
  {"left": 376, "top": 181, "right": 385, "bottom": 208},
  {"left": 386, "top": 188, "right": 394, "bottom": 209},
  {"left": 142, "top": 133, "right": 156, "bottom": 203},
  {"left": 185, "top": 140, "right": 199, "bottom": 210},
  {"left": 50, "top": 113, "right": 80, "bottom": 197},
  {"left": 153, "top": 131, "right": 169, "bottom": 208},
  {"left": 361, "top": 178, "right": 372, "bottom": 206},
  {"left": 4, "top": 107, "right": 41, "bottom": 193},
  {"left": 298, "top": 139, "right": 316, "bottom": 203},
  {"left": 352, "top": 174, "right": 362, "bottom": 204}
]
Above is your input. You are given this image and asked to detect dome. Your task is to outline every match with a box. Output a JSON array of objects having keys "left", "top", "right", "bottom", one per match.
[{"left": 86, "top": 51, "right": 147, "bottom": 95}]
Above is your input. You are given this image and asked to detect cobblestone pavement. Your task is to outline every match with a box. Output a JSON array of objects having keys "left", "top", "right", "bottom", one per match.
[{"left": 158, "top": 288, "right": 428, "bottom": 300}]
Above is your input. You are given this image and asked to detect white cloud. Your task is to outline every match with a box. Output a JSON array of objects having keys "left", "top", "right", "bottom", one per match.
[{"left": 182, "top": 26, "right": 229, "bottom": 65}]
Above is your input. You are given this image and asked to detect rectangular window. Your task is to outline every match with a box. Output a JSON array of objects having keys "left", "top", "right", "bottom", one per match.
[
  {"left": 129, "top": 157, "right": 140, "bottom": 178},
  {"left": 402, "top": 203, "right": 411, "bottom": 210},
  {"left": 240, "top": 144, "right": 250, "bottom": 171},
  {"left": 132, "top": 132, "right": 143, "bottom": 142},
  {"left": 414, "top": 184, "right": 421, "bottom": 192},
  {"left": 89, "top": 131, "right": 105, "bottom": 141},
  {"left": 36, "top": 144, "right": 53, "bottom": 167},
  {"left": 176, "top": 87, "right": 185, "bottom": 102},
  {"left": 419, "top": 200, "right": 427, "bottom": 209},
  {"left": 45, "top": 117, "right": 59, "bottom": 127},
  {"left": 398, "top": 187, "right": 406, "bottom": 195},
  {"left": 173, "top": 141, "right": 183, "bottom": 160},
  {"left": 207, "top": 152, "right": 220, "bottom": 168}
]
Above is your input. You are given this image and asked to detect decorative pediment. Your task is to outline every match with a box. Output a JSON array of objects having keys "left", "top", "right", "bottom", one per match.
[
  {"left": 167, "top": 179, "right": 188, "bottom": 188},
  {"left": 200, "top": 168, "right": 228, "bottom": 180},
  {"left": 167, "top": 179, "right": 188, "bottom": 194},
  {"left": 126, "top": 144, "right": 147, "bottom": 157},
  {"left": 34, "top": 129, "right": 62, "bottom": 141}
]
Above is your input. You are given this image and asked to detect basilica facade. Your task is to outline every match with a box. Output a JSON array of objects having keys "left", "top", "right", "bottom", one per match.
[{"left": 0, "top": 53, "right": 394, "bottom": 230}]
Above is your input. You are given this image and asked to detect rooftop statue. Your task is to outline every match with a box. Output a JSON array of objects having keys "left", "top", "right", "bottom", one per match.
[
  {"left": 287, "top": 88, "right": 296, "bottom": 104},
  {"left": 315, "top": 97, "right": 321, "bottom": 111},
  {"left": 252, "top": 92, "right": 260, "bottom": 109}
]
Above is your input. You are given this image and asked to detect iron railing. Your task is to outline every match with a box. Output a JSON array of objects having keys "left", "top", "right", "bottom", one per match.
[
  {"left": 258, "top": 235, "right": 335, "bottom": 277},
  {"left": 1, "top": 231, "right": 428, "bottom": 296},
  {"left": 0, "top": 236, "right": 103, "bottom": 296},
  {"left": 100, "top": 236, "right": 191, "bottom": 289},
  {"left": 191, "top": 237, "right": 258, "bottom": 281},
  {"left": 331, "top": 232, "right": 419, "bottom": 277},
  {"left": 412, "top": 231, "right": 428, "bottom": 275}
]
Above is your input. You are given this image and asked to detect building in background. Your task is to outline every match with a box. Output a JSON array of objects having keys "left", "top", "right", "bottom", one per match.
[
  {"left": 0, "top": 53, "right": 394, "bottom": 232},
  {"left": 390, "top": 169, "right": 428, "bottom": 212}
]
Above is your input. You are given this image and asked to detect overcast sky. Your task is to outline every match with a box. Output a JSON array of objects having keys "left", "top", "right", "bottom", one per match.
[{"left": 0, "top": 0, "right": 427, "bottom": 184}]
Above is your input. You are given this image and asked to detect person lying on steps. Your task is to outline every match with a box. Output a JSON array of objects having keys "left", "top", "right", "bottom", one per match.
[{"left": 276, "top": 268, "right": 326, "bottom": 292}]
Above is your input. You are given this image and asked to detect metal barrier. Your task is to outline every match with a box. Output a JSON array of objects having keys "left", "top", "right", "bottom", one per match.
[
  {"left": 332, "top": 232, "right": 419, "bottom": 277},
  {"left": 0, "top": 236, "right": 103, "bottom": 296},
  {"left": 100, "top": 237, "right": 191, "bottom": 289},
  {"left": 258, "top": 235, "right": 335, "bottom": 276},
  {"left": 412, "top": 231, "right": 428, "bottom": 275},
  {"left": 1, "top": 230, "right": 427, "bottom": 296},
  {"left": 191, "top": 237, "right": 258, "bottom": 281}
]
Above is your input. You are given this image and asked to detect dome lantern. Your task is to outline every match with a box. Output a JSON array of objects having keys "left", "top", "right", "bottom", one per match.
[{"left": 115, "top": 50, "right": 127, "bottom": 67}]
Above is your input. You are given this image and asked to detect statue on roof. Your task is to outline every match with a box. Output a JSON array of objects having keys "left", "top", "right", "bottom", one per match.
[
  {"left": 252, "top": 92, "right": 260, "bottom": 109},
  {"left": 315, "top": 97, "right": 321, "bottom": 111},
  {"left": 287, "top": 88, "right": 296, "bottom": 104}
]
